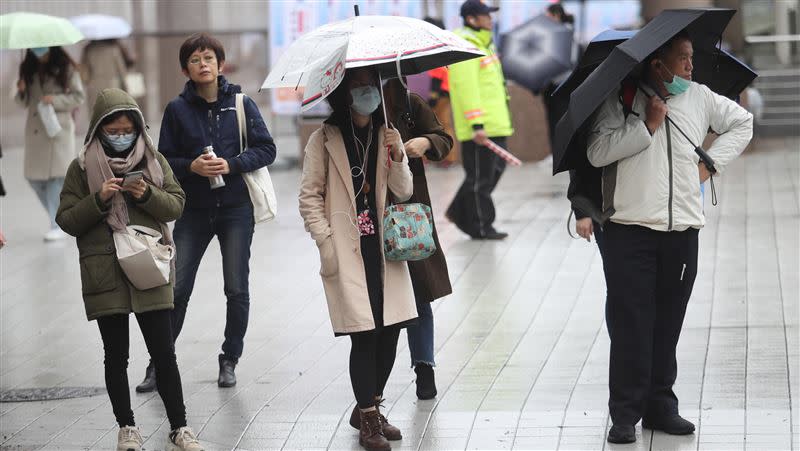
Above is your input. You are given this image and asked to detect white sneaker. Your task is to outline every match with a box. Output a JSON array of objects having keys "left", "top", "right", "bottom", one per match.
[
  {"left": 117, "top": 426, "right": 143, "bottom": 451},
  {"left": 43, "top": 228, "right": 66, "bottom": 241},
  {"left": 167, "top": 426, "right": 204, "bottom": 451}
]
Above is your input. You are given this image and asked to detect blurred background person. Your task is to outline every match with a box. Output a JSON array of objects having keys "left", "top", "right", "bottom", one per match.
[
  {"left": 423, "top": 16, "right": 459, "bottom": 167},
  {"left": 15, "top": 45, "right": 85, "bottom": 241},
  {"left": 81, "top": 39, "right": 135, "bottom": 117},
  {"left": 380, "top": 78, "right": 453, "bottom": 401},
  {"left": 446, "top": 0, "right": 514, "bottom": 240}
]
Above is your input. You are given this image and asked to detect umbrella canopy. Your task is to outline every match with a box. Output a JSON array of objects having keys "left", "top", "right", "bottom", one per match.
[
  {"left": 69, "top": 14, "right": 131, "bottom": 40},
  {"left": 551, "top": 29, "right": 756, "bottom": 129},
  {"left": 551, "top": 8, "right": 739, "bottom": 175},
  {"left": 261, "top": 15, "right": 484, "bottom": 112},
  {"left": 0, "top": 12, "right": 84, "bottom": 49},
  {"left": 499, "top": 14, "right": 574, "bottom": 92}
]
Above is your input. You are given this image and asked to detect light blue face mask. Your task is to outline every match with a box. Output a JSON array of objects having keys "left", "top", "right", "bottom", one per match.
[
  {"left": 659, "top": 63, "right": 690, "bottom": 96},
  {"left": 30, "top": 47, "right": 49, "bottom": 58},
  {"left": 350, "top": 85, "right": 381, "bottom": 116},
  {"left": 102, "top": 132, "right": 138, "bottom": 152}
]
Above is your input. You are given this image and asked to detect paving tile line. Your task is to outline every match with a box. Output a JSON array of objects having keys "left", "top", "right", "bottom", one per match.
[
  {"left": 506, "top": 263, "right": 609, "bottom": 448},
  {"left": 159, "top": 313, "right": 335, "bottom": 446},
  {"left": 410, "top": 201, "right": 556, "bottom": 451},
  {"left": 35, "top": 286, "right": 327, "bottom": 448},
  {"left": 232, "top": 339, "right": 349, "bottom": 449},
  {"left": 449, "top": 224, "right": 589, "bottom": 449},
  {"left": 97, "top": 293, "right": 331, "bottom": 448},
  {"left": 280, "top": 195, "right": 543, "bottom": 450},
  {"left": 694, "top": 176, "right": 725, "bottom": 451},
  {"left": 463, "top": 224, "right": 582, "bottom": 449},
  {"left": 552, "top": 269, "right": 609, "bottom": 451},
  {"left": 767, "top": 153, "right": 795, "bottom": 451}
]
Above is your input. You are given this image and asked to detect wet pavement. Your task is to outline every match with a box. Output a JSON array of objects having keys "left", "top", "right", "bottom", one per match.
[{"left": 1, "top": 137, "right": 797, "bottom": 450}]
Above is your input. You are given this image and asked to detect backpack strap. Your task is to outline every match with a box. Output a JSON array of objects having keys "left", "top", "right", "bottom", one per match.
[
  {"left": 235, "top": 93, "right": 247, "bottom": 154},
  {"left": 618, "top": 78, "right": 638, "bottom": 119}
]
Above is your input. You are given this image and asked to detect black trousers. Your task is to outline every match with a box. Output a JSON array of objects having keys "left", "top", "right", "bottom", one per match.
[
  {"left": 601, "top": 222, "right": 699, "bottom": 425},
  {"left": 97, "top": 310, "right": 187, "bottom": 430},
  {"left": 446, "top": 137, "right": 507, "bottom": 237},
  {"left": 349, "top": 326, "right": 402, "bottom": 409}
]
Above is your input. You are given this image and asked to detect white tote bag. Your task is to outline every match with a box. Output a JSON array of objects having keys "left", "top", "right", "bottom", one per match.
[
  {"left": 113, "top": 225, "right": 174, "bottom": 290},
  {"left": 37, "top": 101, "right": 62, "bottom": 138},
  {"left": 123, "top": 72, "right": 146, "bottom": 98},
  {"left": 235, "top": 93, "right": 277, "bottom": 223}
]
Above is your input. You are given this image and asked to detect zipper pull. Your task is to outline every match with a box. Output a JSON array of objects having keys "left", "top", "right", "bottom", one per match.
[{"left": 680, "top": 263, "right": 686, "bottom": 281}]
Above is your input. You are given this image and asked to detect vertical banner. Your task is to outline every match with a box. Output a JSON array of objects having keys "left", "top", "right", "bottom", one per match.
[
  {"left": 269, "top": 0, "right": 323, "bottom": 115},
  {"left": 269, "top": 0, "right": 422, "bottom": 115}
]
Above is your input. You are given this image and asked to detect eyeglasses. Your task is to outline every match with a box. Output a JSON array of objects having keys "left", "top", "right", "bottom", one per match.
[
  {"left": 103, "top": 127, "right": 134, "bottom": 136},
  {"left": 188, "top": 55, "right": 217, "bottom": 66}
]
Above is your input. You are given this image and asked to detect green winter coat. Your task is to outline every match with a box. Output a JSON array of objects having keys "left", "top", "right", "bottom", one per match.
[
  {"left": 56, "top": 88, "right": 185, "bottom": 321},
  {"left": 449, "top": 27, "right": 514, "bottom": 142}
]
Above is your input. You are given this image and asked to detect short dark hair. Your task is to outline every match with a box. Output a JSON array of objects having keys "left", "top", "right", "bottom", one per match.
[
  {"left": 179, "top": 33, "right": 225, "bottom": 71},
  {"left": 546, "top": 3, "right": 565, "bottom": 18},
  {"left": 650, "top": 30, "right": 692, "bottom": 63}
]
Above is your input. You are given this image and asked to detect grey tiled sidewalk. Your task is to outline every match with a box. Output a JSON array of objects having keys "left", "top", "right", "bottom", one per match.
[{"left": 1, "top": 137, "right": 798, "bottom": 450}]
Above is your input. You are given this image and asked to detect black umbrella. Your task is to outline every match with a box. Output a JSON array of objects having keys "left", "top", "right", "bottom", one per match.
[
  {"left": 550, "top": 27, "right": 757, "bottom": 174},
  {"left": 499, "top": 14, "right": 574, "bottom": 92},
  {"left": 551, "top": 8, "right": 740, "bottom": 175}
]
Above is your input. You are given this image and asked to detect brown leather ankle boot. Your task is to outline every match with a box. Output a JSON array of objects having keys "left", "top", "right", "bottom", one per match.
[
  {"left": 359, "top": 408, "right": 391, "bottom": 451},
  {"left": 374, "top": 397, "right": 402, "bottom": 441}
]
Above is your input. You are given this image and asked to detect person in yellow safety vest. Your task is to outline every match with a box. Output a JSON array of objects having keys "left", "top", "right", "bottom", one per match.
[{"left": 445, "top": 0, "right": 514, "bottom": 240}]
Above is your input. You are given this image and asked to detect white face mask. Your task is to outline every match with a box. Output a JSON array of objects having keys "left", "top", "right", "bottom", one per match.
[
  {"left": 350, "top": 85, "right": 381, "bottom": 116},
  {"left": 102, "top": 132, "right": 137, "bottom": 152}
]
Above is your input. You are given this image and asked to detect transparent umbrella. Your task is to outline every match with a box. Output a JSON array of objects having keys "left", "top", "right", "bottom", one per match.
[
  {"left": 261, "top": 15, "right": 484, "bottom": 114},
  {"left": 69, "top": 14, "right": 131, "bottom": 40}
]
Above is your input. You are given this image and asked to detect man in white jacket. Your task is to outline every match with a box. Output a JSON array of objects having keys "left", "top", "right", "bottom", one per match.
[{"left": 587, "top": 31, "right": 753, "bottom": 444}]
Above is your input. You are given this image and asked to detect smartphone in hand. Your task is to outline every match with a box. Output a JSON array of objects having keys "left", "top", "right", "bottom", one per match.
[{"left": 122, "top": 170, "right": 144, "bottom": 187}]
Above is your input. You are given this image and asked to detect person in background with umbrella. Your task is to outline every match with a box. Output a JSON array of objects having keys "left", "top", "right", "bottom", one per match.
[
  {"left": 299, "top": 67, "right": 415, "bottom": 451},
  {"left": 381, "top": 78, "right": 453, "bottom": 402},
  {"left": 586, "top": 30, "right": 753, "bottom": 444},
  {"left": 56, "top": 87, "right": 204, "bottom": 451},
  {"left": 15, "top": 45, "right": 85, "bottom": 241},
  {"left": 446, "top": 0, "right": 513, "bottom": 240},
  {"left": 81, "top": 39, "right": 135, "bottom": 116}
]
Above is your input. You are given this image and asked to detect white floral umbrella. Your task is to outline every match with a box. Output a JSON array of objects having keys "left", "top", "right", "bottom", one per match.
[{"left": 261, "top": 15, "right": 484, "bottom": 113}]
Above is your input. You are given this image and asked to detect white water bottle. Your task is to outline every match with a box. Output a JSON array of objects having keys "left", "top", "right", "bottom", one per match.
[{"left": 202, "top": 146, "right": 226, "bottom": 189}]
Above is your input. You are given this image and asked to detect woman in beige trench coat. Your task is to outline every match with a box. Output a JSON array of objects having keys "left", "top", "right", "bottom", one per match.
[
  {"left": 299, "top": 68, "right": 415, "bottom": 451},
  {"left": 15, "top": 46, "right": 85, "bottom": 241}
]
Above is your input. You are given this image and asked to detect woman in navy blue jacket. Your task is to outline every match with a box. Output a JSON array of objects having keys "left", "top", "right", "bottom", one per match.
[{"left": 137, "top": 33, "right": 276, "bottom": 392}]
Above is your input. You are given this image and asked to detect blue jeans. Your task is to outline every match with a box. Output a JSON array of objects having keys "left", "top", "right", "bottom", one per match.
[
  {"left": 170, "top": 203, "right": 254, "bottom": 362},
  {"left": 28, "top": 177, "right": 64, "bottom": 229},
  {"left": 406, "top": 300, "right": 435, "bottom": 367}
]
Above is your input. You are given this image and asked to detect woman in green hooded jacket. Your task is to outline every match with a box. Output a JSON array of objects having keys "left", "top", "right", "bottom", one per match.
[{"left": 56, "top": 88, "right": 203, "bottom": 451}]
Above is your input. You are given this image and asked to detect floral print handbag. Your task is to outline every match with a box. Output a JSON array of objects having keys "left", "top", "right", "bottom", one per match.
[{"left": 383, "top": 203, "right": 437, "bottom": 261}]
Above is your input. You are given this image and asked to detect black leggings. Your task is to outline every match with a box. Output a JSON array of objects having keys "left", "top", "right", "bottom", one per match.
[
  {"left": 97, "top": 310, "right": 187, "bottom": 430},
  {"left": 349, "top": 326, "right": 402, "bottom": 409}
]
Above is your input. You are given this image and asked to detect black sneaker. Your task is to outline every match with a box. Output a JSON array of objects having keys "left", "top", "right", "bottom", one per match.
[
  {"left": 414, "top": 364, "right": 437, "bottom": 400},
  {"left": 607, "top": 424, "right": 636, "bottom": 444},
  {"left": 135, "top": 362, "right": 156, "bottom": 393},
  {"left": 473, "top": 229, "right": 508, "bottom": 240},
  {"left": 218, "top": 354, "right": 237, "bottom": 388},
  {"left": 643, "top": 414, "right": 695, "bottom": 435}
]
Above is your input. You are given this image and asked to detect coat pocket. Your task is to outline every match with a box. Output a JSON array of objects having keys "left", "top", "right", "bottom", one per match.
[
  {"left": 79, "top": 251, "right": 118, "bottom": 295},
  {"left": 317, "top": 236, "right": 338, "bottom": 277}
]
